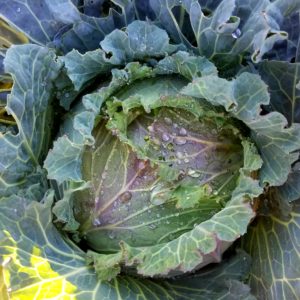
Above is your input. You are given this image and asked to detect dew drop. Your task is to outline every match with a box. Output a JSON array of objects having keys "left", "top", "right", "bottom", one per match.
[
  {"left": 17, "top": 7, "right": 21, "bottom": 12},
  {"left": 232, "top": 28, "right": 241, "bottom": 39},
  {"left": 184, "top": 158, "right": 190, "bottom": 163},
  {"left": 164, "top": 117, "right": 172, "bottom": 125},
  {"left": 152, "top": 138, "right": 161, "bottom": 146},
  {"left": 174, "top": 137, "right": 187, "bottom": 145},
  {"left": 148, "top": 224, "right": 157, "bottom": 230},
  {"left": 179, "top": 127, "right": 187, "bottom": 136},
  {"left": 176, "top": 151, "right": 184, "bottom": 159},
  {"left": 120, "top": 191, "right": 132, "bottom": 203},
  {"left": 187, "top": 169, "right": 201, "bottom": 178},
  {"left": 93, "top": 218, "right": 101, "bottom": 226},
  {"left": 162, "top": 132, "right": 170, "bottom": 142},
  {"left": 108, "top": 232, "right": 116, "bottom": 239},
  {"left": 148, "top": 125, "right": 155, "bottom": 132}
]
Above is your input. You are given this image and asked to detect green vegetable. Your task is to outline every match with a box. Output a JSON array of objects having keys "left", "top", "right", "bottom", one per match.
[{"left": 0, "top": 1, "right": 299, "bottom": 299}]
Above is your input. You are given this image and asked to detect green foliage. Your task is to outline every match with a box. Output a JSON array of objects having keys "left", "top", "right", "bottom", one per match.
[{"left": 0, "top": 1, "right": 300, "bottom": 299}]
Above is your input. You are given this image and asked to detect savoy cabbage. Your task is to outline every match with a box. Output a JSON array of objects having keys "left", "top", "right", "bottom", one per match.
[{"left": 0, "top": 1, "right": 299, "bottom": 299}]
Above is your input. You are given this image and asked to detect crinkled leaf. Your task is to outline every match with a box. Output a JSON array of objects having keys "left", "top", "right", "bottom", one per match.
[
  {"left": 182, "top": 72, "right": 300, "bottom": 186},
  {"left": 100, "top": 20, "right": 181, "bottom": 65},
  {"left": 147, "top": 0, "right": 293, "bottom": 73},
  {"left": 264, "top": 11, "right": 300, "bottom": 62},
  {"left": 61, "top": 49, "right": 114, "bottom": 91},
  {"left": 242, "top": 200, "right": 300, "bottom": 300},
  {"left": 0, "top": 45, "right": 61, "bottom": 196},
  {"left": 56, "top": 21, "right": 181, "bottom": 107},
  {"left": 155, "top": 51, "right": 218, "bottom": 80},
  {"left": 0, "top": 0, "right": 135, "bottom": 53}
]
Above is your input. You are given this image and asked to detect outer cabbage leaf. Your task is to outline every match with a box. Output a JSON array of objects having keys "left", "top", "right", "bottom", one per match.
[
  {"left": 0, "top": 44, "right": 62, "bottom": 197},
  {"left": 52, "top": 20, "right": 182, "bottom": 110},
  {"left": 254, "top": 61, "right": 300, "bottom": 210},
  {"left": 0, "top": 17, "right": 29, "bottom": 115},
  {"left": 145, "top": 0, "right": 297, "bottom": 72},
  {"left": 258, "top": 61, "right": 300, "bottom": 124},
  {"left": 264, "top": 11, "right": 300, "bottom": 62},
  {"left": 242, "top": 200, "right": 300, "bottom": 300},
  {"left": 0, "top": 193, "right": 255, "bottom": 299},
  {"left": 0, "top": 0, "right": 135, "bottom": 53}
]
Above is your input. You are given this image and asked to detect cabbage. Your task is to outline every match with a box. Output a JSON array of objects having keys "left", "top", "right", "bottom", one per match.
[{"left": 0, "top": 1, "right": 300, "bottom": 299}]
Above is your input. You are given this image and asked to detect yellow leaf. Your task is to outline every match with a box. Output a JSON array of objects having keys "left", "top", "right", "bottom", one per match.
[{"left": 2, "top": 232, "right": 77, "bottom": 300}]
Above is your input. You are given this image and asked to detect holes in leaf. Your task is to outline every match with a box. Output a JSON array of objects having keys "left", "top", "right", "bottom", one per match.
[
  {"left": 116, "top": 106, "right": 123, "bottom": 113},
  {"left": 104, "top": 51, "right": 112, "bottom": 59},
  {"left": 202, "top": 9, "right": 212, "bottom": 17}
]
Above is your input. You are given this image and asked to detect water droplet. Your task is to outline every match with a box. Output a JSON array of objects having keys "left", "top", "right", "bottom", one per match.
[
  {"left": 176, "top": 151, "right": 184, "bottom": 159},
  {"left": 152, "top": 138, "right": 161, "bottom": 146},
  {"left": 17, "top": 7, "right": 21, "bottom": 13},
  {"left": 148, "top": 125, "right": 155, "bottom": 132},
  {"left": 164, "top": 117, "right": 172, "bottom": 125},
  {"left": 93, "top": 218, "right": 101, "bottom": 226},
  {"left": 179, "top": 128, "right": 187, "bottom": 136},
  {"left": 65, "top": 92, "right": 70, "bottom": 98},
  {"left": 162, "top": 132, "right": 170, "bottom": 142},
  {"left": 140, "top": 43, "right": 147, "bottom": 51},
  {"left": 138, "top": 160, "right": 147, "bottom": 170},
  {"left": 156, "top": 213, "right": 160, "bottom": 218},
  {"left": 184, "top": 158, "right": 190, "bottom": 163},
  {"left": 108, "top": 232, "right": 116, "bottom": 239},
  {"left": 120, "top": 191, "right": 132, "bottom": 203},
  {"left": 187, "top": 169, "right": 201, "bottom": 178},
  {"left": 232, "top": 28, "right": 241, "bottom": 39},
  {"left": 148, "top": 224, "right": 156, "bottom": 230},
  {"left": 174, "top": 137, "right": 187, "bottom": 145}
]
